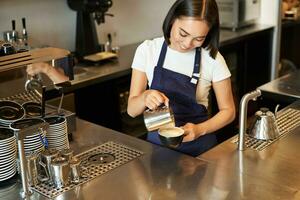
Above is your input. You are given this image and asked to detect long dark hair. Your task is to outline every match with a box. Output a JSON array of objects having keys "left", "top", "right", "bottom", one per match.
[{"left": 163, "top": 0, "right": 220, "bottom": 58}]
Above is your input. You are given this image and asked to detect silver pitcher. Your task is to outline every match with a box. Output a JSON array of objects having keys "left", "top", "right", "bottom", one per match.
[
  {"left": 40, "top": 149, "right": 59, "bottom": 183},
  {"left": 248, "top": 107, "right": 280, "bottom": 140},
  {"left": 143, "top": 105, "right": 175, "bottom": 132},
  {"left": 50, "top": 157, "right": 70, "bottom": 188},
  {"left": 69, "top": 158, "right": 81, "bottom": 184}
]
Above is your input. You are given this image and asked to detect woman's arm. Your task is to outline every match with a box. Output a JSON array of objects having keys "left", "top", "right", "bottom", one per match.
[
  {"left": 127, "top": 69, "right": 169, "bottom": 117},
  {"left": 27, "top": 63, "right": 69, "bottom": 84},
  {"left": 182, "top": 78, "right": 236, "bottom": 142}
]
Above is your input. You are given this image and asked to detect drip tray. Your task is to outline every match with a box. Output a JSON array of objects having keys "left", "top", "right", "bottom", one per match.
[
  {"left": 31, "top": 141, "right": 144, "bottom": 198},
  {"left": 87, "top": 153, "right": 115, "bottom": 165},
  {"left": 232, "top": 108, "right": 300, "bottom": 151}
]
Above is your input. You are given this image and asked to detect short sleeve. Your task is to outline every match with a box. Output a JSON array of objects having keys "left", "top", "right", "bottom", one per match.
[
  {"left": 212, "top": 52, "right": 231, "bottom": 82},
  {"left": 131, "top": 42, "right": 147, "bottom": 72}
]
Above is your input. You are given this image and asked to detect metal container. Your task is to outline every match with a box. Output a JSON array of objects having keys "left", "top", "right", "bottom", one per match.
[
  {"left": 248, "top": 107, "right": 280, "bottom": 140},
  {"left": 26, "top": 153, "right": 39, "bottom": 186},
  {"left": 143, "top": 105, "right": 175, "bottom": 132},
  {"left": 50, "top": 157, "right": 70, "bottom": 188},
  {"left": 69, "top": 158, "right": 81, "bottom": 183},
  {"left": 40, "top": 149, "right": 59, "bottom": 183},
  {"left": 60, "top": 149, "right": 74, "bottom": 161},
  {"left": 216, "top": 0, "right": 261, "bottom": 30}
]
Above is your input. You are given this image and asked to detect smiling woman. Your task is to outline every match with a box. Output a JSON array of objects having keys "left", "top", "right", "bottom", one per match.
[{"left": 127, "top": 0, "right": 235, "bottom": 157}]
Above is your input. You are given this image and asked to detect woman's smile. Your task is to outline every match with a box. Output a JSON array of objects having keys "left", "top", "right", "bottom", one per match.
[{"left": 169, "top": 17, "right": 209, "bottom": 52}]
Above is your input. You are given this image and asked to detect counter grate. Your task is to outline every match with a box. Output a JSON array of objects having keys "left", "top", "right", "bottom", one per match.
[
  {"left": 0, "top": 90, "right": 41, "bottom": 104},
  {"left": 31, "top": 141, "right": 144, "bottom": 198},
  {"left": 232, "top": 108, "right": 300, "bottom": 151}
]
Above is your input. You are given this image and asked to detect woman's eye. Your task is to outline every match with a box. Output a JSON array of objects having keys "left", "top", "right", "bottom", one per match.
[
  {"left": 179, "top": 32, "right": 188, "bottom": 37},
  {"left": 195, "top": 38, "right": 205, "bottom": 42}
]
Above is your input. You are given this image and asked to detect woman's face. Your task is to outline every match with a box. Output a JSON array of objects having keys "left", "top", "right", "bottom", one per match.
[{"left": 169, "top": 17, "right": 209, "bottom": 53}]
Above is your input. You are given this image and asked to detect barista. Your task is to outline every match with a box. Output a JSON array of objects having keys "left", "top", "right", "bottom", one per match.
[
  {"left": 282, "top": 0, "right": 299, "bottom": 17},
  {"left": 127, "top": 0, "right": 235, "bottom": 156},
  {"left": 26, "top": 62, "right": 69, "bottom": 84}
]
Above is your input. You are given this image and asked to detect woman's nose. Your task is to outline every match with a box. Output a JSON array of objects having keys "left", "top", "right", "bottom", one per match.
[{"left": 182, "top": 38, "right": 193, "bottom": 49}]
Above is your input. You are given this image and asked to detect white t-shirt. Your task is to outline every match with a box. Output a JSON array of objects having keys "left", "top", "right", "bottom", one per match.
[{"left": 131, "top": 37, "right": 231, "bottom": 108}]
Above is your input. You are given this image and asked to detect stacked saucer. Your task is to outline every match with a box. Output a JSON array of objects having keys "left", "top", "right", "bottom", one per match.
[
  {"left": 0, "top": 127, "right": 17, "bottom": 182},
  {"left": 22, "top": 101, "right": 42, "bottom": 118},
  {"left": 9, "top": 118, "right": 46, "bottom": 155},
  {"left": 44, "top": 116, "right": 69, "bottom": 150},
  {"left": 0, "top": 100, "right": 25, "bottom": 127}
]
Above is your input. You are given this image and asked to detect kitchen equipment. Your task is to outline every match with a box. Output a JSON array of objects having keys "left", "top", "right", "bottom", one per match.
[
  {"left": 44, "top": 116, "right": 70, "bottom": 150},
  {"left": 13, "top": 120, "right": 48, "bottom": 198},
  {"left": 21, "top": 17, "right": 28, "bottom": 47},
  {"left": 143, "top": 105, "right": 175, "bottom": 132},
  {"left": 0, "top": 43, "right": 16, "bottom": 56},
  {"left": 67, "top": 0, "right": 113, "bottom": 60},
  {"left": 60, "top": 148, "right": 73, "bottom": 161},
  {"left": 216, "top": 0, "right": 261, "bottom": 31},
  {"left": 0, "top": 100, "right": 25, "bottom": 127},
  {"left": 248, "top": 107, "right": 280, "bottom": 140},
  {"left": 24, "top": 74, "right": 43, "bottom": 92},
  {"left": 30, "top": 141, "right": 143, "bottom": 199},
  {"left": 0, "top": 127, "right": 17, "bottom": 182},
  {"left": 10, "top": 118, "right": 48, "bottom": 155},
  {"left": 50, "top": 156, "right": 70, "bottom": 188},
  {"left": 158, "top": 127, "right": 185, "bottom": 148},
  {"left": 3, "top": 31, "right": 14, "bottom": 43},
  {"left": 40, "top": 149, "right": 59, "bottom": 183},
  {"left": 69, "top": 157, "right": 81, "bottom": 183},
  {"left": 22, "top": 101, "right": 42, "bottom": 118},
  {"left": 26, "top": 153, "right": 40, "bottom": 186}
]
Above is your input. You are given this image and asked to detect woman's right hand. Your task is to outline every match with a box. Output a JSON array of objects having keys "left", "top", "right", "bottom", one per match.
[
  {"left": 26, "top": 63, "right": 51, "bottom": 76},
  {"left": 143, "top": 89, "right": 169, "bottom": 110}
]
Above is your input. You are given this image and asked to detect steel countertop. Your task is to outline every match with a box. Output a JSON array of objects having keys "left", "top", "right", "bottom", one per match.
[{"left": 2, "top": 99, "right": 300, "bottom": 200}]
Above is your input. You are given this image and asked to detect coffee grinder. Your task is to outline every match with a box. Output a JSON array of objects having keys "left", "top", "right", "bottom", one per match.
[{"left": 67, "top": 0, "right": 113, "bottom": 61}]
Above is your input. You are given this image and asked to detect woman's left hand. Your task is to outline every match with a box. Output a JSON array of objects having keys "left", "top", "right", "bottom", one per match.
[{"left": 182, "top": 123, "right": 205, "bottom": 142}]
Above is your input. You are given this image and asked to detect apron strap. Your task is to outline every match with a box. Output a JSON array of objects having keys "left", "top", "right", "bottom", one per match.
[
  {"left": 156, "top": 41, "right": 168, "bottom": 68},
  {"left": 191, "top": 47, "right": 201, "bottom": 84}
]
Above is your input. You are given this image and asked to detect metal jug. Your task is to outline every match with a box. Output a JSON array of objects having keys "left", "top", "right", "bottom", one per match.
[
  {"left": 143, "top": 105, "right": 175, "bottom": 132},
  {"left": 248, "top": 107, "right": 280, "bottom": 140},
  {"left": 50, "top": 157, "right": 70, "bottom": 188}
]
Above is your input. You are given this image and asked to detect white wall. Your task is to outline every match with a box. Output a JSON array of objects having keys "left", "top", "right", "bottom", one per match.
[
  {"left": 0, "top": 0, "right": 174, "bottom": 51},
  {"left": 259, "top": 0, "right": 282, "bottom": 79}
]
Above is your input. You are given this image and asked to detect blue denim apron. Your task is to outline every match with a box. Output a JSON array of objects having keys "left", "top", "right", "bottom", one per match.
[{"left": 147, "top": 41, "right": 217, "bottom": 157}]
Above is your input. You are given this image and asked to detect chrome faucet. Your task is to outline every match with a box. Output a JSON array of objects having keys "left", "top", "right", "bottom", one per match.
[{"left": 238, "top": 89, "right": 261, "bottom": 151}]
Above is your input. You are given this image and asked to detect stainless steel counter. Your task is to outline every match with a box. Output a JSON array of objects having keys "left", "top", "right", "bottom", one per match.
[
  {"left": 258, "top": 69, "right": 300, "bottom": 102},
  {"left": 2, "top": 99, "right": 300, "bottom": 199},
  {"left": 0, "top": 118, "right": 214, "bottom": 200},
  {"left": 198, "top": 101, "right": 300, "bottom": 199}
]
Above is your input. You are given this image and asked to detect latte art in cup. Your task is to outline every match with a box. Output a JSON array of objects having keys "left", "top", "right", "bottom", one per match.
[{"left": 158, "top": 127, "right": 184, "bottom": 138}]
